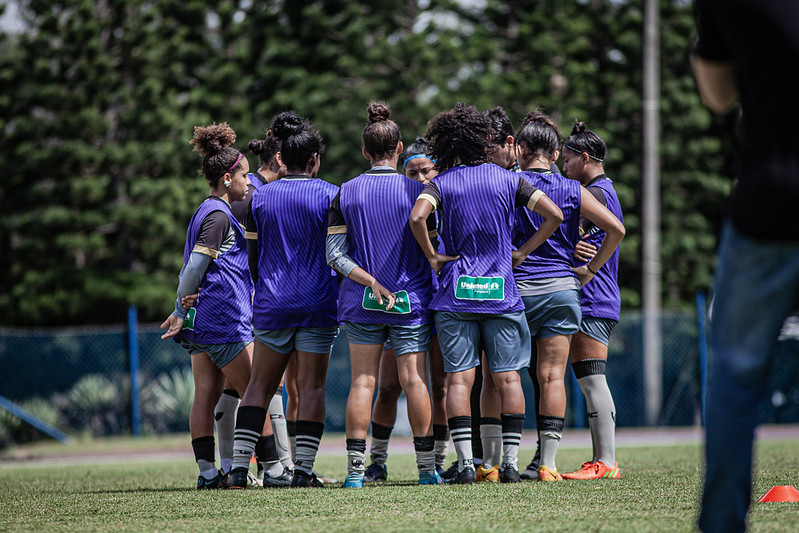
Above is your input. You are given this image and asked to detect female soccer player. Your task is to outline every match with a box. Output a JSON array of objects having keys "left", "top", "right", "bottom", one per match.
[
  {"left": 409, "top": 103, "right": 563, "bottom": 484},
  {"left": 227, "top": 115, "right": 340, "bottom": 489},
  {"left": 161, "top": 122, "right": 253, "bottom": 490},
  {"left": 512, "top": 112, "right": 624, "bottom": 482},
  {"left": 362, "top": 137, "right": 450, "bottom": 483},
  {"left": 559, "top": 121, "right": 624, "bottom": 480},
  {"left": 327, "top": 102, "right": 439, "bottom": 488}
]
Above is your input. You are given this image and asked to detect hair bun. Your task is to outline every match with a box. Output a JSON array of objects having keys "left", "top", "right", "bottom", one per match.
[
  {"left": 191, "top": 122, "right": 236, "bottom": 157},
  {"left": 248, "top": 139, "right": 267, "bottom": 156},
  {"left": 271, "top": 111, "right": 304, "bottom": 140},
  {"left": 367, "top": 101, "right": 391, "bottom": 123},
  {"left": 571, "top": 121, "right": 587, "bottom": 135}
]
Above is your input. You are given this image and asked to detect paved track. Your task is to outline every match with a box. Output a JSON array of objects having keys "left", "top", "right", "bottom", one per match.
[{"left": 2, "top": 425, "right": 796, "bottom": 467}]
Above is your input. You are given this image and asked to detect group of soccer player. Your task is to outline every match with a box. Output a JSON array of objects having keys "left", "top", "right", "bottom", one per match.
[{"left": 162, "top": 100, "right": 625, "bottom": 490}]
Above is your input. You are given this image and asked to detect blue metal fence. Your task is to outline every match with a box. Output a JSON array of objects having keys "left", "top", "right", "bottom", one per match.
[{"left": 2, "top": 306, "right": 798, "bottom": 442}]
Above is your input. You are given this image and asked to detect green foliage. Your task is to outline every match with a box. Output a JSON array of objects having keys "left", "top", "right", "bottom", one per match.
[
  {"left": 142, "top": 367, "right": 193, "bottom": 434},
  {"left": 54, "top": 373, "right": 130, "bottom": 435},
  {"left": 0, "top": 0, "right": 731, "bottom": 325}
]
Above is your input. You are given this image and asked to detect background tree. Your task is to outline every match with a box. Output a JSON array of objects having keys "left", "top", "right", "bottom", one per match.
[{"left": 0, "top": 0, "right": 732, "bottom": 326}]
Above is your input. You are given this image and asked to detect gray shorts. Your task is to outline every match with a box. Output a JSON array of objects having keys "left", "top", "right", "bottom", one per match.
[
  {"left": 578, "top": 316, "right": 618, "bottom": 346},
  {"left": 179, "top": 340, "right": 251, "bottom": 369},
  {"left": 435, "top": 311, "right": 531, "bottom": 373},
  {"left": 253, "top": 326, "right": 338, "bottom": 355},
  {"left": 522, "top": 289, "right": 581, "bottom": 338},
  {"left": 344, "top": 322, "right": 432, "bottom": 357}
]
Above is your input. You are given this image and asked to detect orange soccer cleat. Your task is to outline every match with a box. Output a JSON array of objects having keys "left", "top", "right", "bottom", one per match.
[
  {"left": 536, "top": 465, "right": 564, "bottom": 482},
  {"left": 475, "top": 464, "right": 500, "bottom": 482},
  {"left": 561, "top": 461, "right": 621, "bottom": 480}
]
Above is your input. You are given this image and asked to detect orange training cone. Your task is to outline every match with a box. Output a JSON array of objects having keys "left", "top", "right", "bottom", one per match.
[{"left": 758, "top": 485, "right": 799, "bottom": 502}]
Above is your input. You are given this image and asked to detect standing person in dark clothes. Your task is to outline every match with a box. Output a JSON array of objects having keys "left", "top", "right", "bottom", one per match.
[{"left": 693, "top": 1, "right": 799, "bottom": 531}]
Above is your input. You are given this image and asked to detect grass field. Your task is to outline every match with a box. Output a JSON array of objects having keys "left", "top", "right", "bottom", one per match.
[{"left": 1, "top": 434, "right": 798, "bottom": 532}]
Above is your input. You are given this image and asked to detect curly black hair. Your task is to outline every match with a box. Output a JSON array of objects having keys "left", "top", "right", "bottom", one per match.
[
  {"left": 190, "top": 122, "right": 243, "bottom": 186},
  {"left": 482, "top": 106, "right": 514, "bottom": 146},
  {"left": 426, "top": 102, "right": 492, "bottom": 171}
]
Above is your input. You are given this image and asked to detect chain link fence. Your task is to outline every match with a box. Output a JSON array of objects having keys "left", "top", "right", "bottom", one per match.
[{"left": 2, "top": 307, "right": 798, "bottom": 445}]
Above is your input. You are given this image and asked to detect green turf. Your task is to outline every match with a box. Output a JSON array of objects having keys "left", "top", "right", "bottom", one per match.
[{"left": 1, "top": 437, "right": 797, "bottom": 532}]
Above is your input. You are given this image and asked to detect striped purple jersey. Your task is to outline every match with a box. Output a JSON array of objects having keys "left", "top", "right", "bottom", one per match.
[
  {"left": 329, "top": 169, "right": 433, "bottom": 325},
  {"left": 578, "top": 176, "right": 623, "bottom": 321},
  {"left": 175, "top": 198, "right": 253, "bottom": 345},
  {"left": 513, "top": 170, "right": 582, "bottom": 281},
  {"left": 248, "top": 176, "right": 340, "bottom": 329},
  {"left": 421, "top": 163, "right": 542, "bottom": 314}
]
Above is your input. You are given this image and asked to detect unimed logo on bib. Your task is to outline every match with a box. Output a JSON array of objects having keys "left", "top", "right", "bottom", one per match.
[
  {"left": 362, "top": 288, "right": 412, "bottom": 314},
  {"left": 455, "top": 276, "right": 504, "bottom": 300}
]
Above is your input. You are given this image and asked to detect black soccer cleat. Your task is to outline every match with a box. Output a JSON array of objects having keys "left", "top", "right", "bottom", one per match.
[
  {"left": 440, "top": 460, "right": 460, "bottom": 482},
  {"left": 446, "top": 466, "right": 476, "bottom": 485},
  {"left": 363, "top": 462, "right": 388, "bottom": 483},
  {"left": 291, "top": 469, "right": 325, "bottom": 488},
  {"left": 196, "top": 471, "right": 222, "bottom": 490},
  {"left": 500, "top": 464, "right": 521, "bottom": 483},
  {"left": 224, "top": 467, "right": 249, "bottom": 490}
]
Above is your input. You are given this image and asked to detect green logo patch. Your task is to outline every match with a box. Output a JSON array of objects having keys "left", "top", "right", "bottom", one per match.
[
  {"left": 362, "top": 288, "right": 412, "bottom": 314},
  {"left": 182, "top": 308, "right": 196, "bottom": 330},
  {"left": 455, "top": 276, "right": 504, "bottom": 300}
]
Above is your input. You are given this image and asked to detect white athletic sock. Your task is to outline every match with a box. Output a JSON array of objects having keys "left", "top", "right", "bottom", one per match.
[
  {"left": 232, "top": 406, "right": 266, "bottom": 471},
  {"left": 369, "top": 422, "right": 393, "bottom": 465},
  {"left": 214, "top": 389, "right": 240, "bottom": 474},
  {"left": 479, "top": 419, "right": 502, "bottom": 469},
  {"left": 268, "top": 389, "right": 293, "bottom": 469},
  {"left": 433, "top": 424, "right": 450, "bottom": 468},
  {"left": 449, "top": 416, "right": 474, "bottom": 471},
  {"left": 346, "top": 438, "right": 367, "bottom": 475},
  {"left": 294, "top": 421, "right": 324, "bottom": 475},
  {"left": 579, "top": 374, "right": 616, "bottom": 466},
  {"left": 538, "top": 415, "right": 564, "bottom": 470},
  {"left": 413, "top": 436, "right": 436, "bottom": 473}
]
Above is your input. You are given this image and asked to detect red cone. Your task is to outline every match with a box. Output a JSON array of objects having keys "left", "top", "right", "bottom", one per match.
[{"left": 758, "top": 485, "right": 799, "bottom": 502}]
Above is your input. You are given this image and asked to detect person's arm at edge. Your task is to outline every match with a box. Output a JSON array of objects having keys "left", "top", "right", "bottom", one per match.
[{"left": 572, "top": 188, "right": 625, "bottom": 285}]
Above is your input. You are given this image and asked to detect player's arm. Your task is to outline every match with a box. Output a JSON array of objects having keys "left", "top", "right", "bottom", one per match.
[
  {"left": 691, "top": 0, "right": 737, "bottom": 114},
  {"left": 325, "top": 192, "right": 395, "bottom": 308},
  {"left": 410, "top": 182, "right": 459, "bottom": 275},
  {"left": 691, "top": 56, "right": 736, "bottom": 114},
  {"left": 163, "top": 211, "right": 228, "bottom": 338},
  {"left": 572, "top": 188, "right": 625, "bottom": 286}
]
